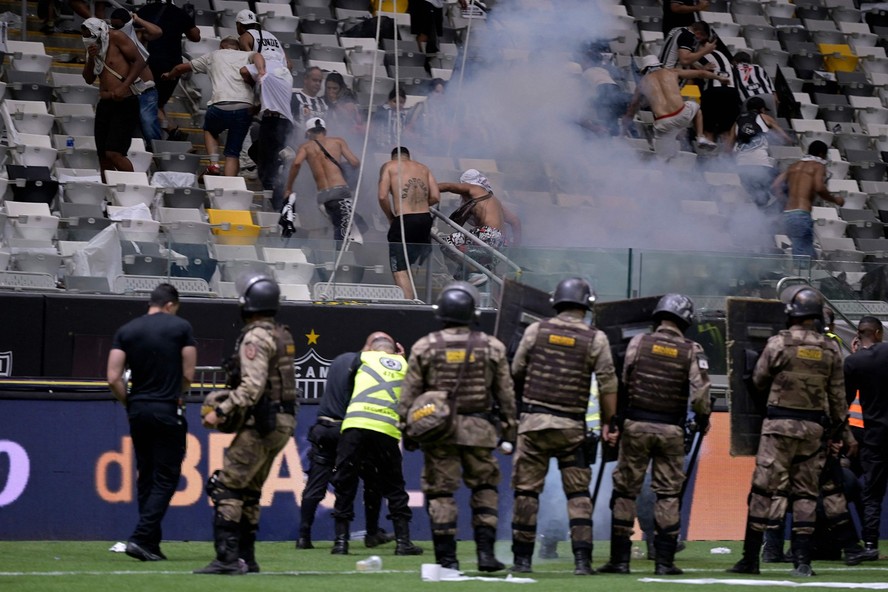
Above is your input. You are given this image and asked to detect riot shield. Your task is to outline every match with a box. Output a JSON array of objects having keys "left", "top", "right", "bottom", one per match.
[
  {"left": 495, "top": 278, "right": 553, "bottom": 361},
  {"left": 592, "top": 295, "right": 661, "bottom": 462},
  {"left": 726, "top": 297, "right": 785, "bottom": 456}
]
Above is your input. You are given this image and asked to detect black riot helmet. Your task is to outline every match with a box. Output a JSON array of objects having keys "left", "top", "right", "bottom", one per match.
[
  {"left": 653, "top": 293, "right": 695, "bottom": 332},
  {"left": 237, "top": 273, "right": 281, "bottom": 315},
  {"left": 434, "top": 281, "right": 480, "bottom": 325},
  {"left": 550, "top": 277, "right": 596, "bottom": 312},
  {"left": 781, "top": 285, "right": 823, "bottom": 322}
]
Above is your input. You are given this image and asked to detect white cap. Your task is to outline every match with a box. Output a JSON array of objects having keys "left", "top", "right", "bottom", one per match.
[
  {"left": 236, "top": 9, "right": 258, "bottom": 25},
  {"left": 306, "top": 117, "right": 326, "bottom": 130},
  {"left": 639, "top": 54, "right": 662, "bottom": 73}
]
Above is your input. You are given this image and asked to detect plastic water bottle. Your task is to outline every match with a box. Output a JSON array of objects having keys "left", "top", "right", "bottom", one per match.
[
  {"left": 356, "top": 555, "right": 382, "bottom": 572},
  {"left": 66, "top": 136, "right": 75, "bottom": 151}
]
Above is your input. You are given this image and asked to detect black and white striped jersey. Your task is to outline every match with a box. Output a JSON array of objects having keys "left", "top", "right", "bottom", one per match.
[
  {"left": 658, "top": 27, "right": 697, "bottom": 69},
  {"left": 291, "top": 92, "right": 328, "bottom": 128},
  {"left": 699, "top": 50, "right": 736, "bottom": 90},
  {"left": 734, "top": 62, "right": 775, "bottom": 101}
]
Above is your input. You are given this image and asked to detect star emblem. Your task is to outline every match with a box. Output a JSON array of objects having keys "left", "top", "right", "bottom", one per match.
[{"left": 306, "top": 329, "right": 319, "bottom": 345}]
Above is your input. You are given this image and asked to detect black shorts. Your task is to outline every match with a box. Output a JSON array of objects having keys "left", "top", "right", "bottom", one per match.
[
  {"left": 388, "top": 213, "right": 433, "bottom": 272},
  {"left": 95, "top": 96, "right": 140, "bottom": 157},
  {"left": 701, "top": 86, "right": 741, "bottom": 135},
  {"left": 408, "top": 0, "right": 443, "bottom": 39}
]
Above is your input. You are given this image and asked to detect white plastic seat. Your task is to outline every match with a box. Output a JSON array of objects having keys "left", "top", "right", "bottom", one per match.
[
  {"left": 6, "top": 41, "right": 53, "bottom": 74},
  {"left": 212, "top": 244, "right": 271, "bottom": 282},
  {"left": 51, "top": 73, "right": 101, "bottom": 105},
  {"left": 158, "top": 207, "right": 212, "bottom": 244},
  {"left": 127, "top": 138, "right": 154, "bottom": 174},
  {"left": 4, "top": 201, "right": 59, "bottom": 242},
  {"left": 256, "top": 2, "right": 300, "bottom": 31},
  {"left": 204, "top": 176, "right": 255, "bottom": 210},
  {"left": 827, "top": 148, "right": 850, "bottom": 180},
  {"left": 215, "top": 0, "right": 250, "bottom": 28},
  {"left": 58, "top": 168, "right": 106, "bottom": 206},
  {"left": 819, "top": 236, "right": 865, "bottom": 271},
  {"left": 12, "top": 133, "right": 58, "bottom": 168},
  {"left": 11, "top": 250, "right": 62, "bottom": 275},
  {"left": 107, "top": 205, "right": 161, "bottom": 242},
  {"left": 53, "top": 135, "right": 100, "bottom": 170},
  {"left": 105, "top": 171, "right": 157, "bottom": 208},
  {"left": 791, "top": 119, "right": 835, "bottom": 149},
  {"left": 793, "top": 92, "right": 819, "bottom": 119},
  {"left": 4, "top": 99, "right": 54, "bottom": 134},
  {"left": 184, "top": 34, "right": 222, "bottom": 59},
  {"left": 51, "top": 102, "right": 95, "bottom": 136},
  {"left": 280, "top": 283, "right": 312, "bottom": 300},
  {"left": 812, "top": 205, "right": 848, "bottom": 239},
  {"left": 261, "top": 247, "right": 315, "bottom": 283},
  {"left": 829, "top": 179, "right": 868, "bottom": 209}
]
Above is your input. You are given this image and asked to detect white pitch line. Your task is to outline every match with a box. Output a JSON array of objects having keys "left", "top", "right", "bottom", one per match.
[
  {"left": 639, "top": 578, "right": 888, "bottom": 589},
  {"left": 0, "top": 569, "right": 417, "bottom": 577}
]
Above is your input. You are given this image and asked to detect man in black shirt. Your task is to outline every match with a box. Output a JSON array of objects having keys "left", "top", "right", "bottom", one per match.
[
  {"left": 844, "top": 316, "right": 888, "bottom": 561},
  {"left": 107, "top": 283, "right": 197, "bottom": 561},
  {"left": 662, "top": 0, "right": 709, "bottom": 35},
  {"left": 136, "top": 0, "right": 200, "bottom": 136},
  {"left": 295, "top": 331, "right": 396, "bottom": 550}
]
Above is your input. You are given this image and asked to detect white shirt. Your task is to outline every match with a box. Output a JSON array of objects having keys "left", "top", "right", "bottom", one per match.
[
  {"left": 190, "top": 49, "right": 255, "bottom": 106},
  {"left": 244, "top": 29, "right": 286, "bottom": 65}
]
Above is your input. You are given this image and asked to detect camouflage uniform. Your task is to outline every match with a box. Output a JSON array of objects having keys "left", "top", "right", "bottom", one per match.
[
  {"left": 608, "top": 325, "right": 710, "bottom": 570},
  {"left": 398, "top": 326, "right": 517, "bottom": 569},
  {"left": 510, "top": 309, "right": 618, "bottom": 570},
  {"left": 207, "top": 319, "right": 298, "bottom": 571},
  {"left": 739, "top": 325, "right": 847, "bottom": 571}
]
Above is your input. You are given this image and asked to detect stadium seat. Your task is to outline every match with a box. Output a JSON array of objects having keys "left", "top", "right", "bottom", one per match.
[
  {"left": 52, "top": 102, "right": 95, "bottom": 137},
  {"left": 107, "top": 205, "right": 162, "bottom": 243},
  {"left": 57, "top": 168, "right": 106, "bottom": 206},
  {"left": 295, "top": 4, "right": 333, "bottom": 19},
  {"left": 104, "top": 171, "right": 157, "bottom": 208},
  {"left": 203, "top": 176, "right": 254, "bottom": 210},
  {"left": 169, "top": 242, "right": 217, "bottom": 283},
  {"left": 215, "top": 0, "right": 250, "bottom": 28},
  {"left": 59, "top": 202, "right": 113, "bottom": 241},
  {"left": 3, "top": 100, "right": 54, "bottom": 135},
  {"left": 791, "top": 119, "right": 834, "bottom": 149},
  {"left": 127, "top": 139, "right": 154, "bottom": 174},
  {"left": 212, "top": 244, "right": 270, "bottom": 281},
  {"left": 11, "top": 133, "right": 57, "bottom": 168},
  {"left": 4, "top": 201, "right": 59, "bottom": 242},
  {"left": 256, "top": 2, "right": 300, "bottom": 32},
  {"left": 812, "top": 205, "right": 848, "bottom": 239},
  {"left": 6, "top": 41, "right": 53, "bottom": 74},
  {"left": 261, "top": 247, "right": 316, "bottom": 283},
  {"left": 6, "top": 165, "right": 58, "bottom": 205},
  {"left": 51, "top": 73, "right": 100, "bottom": 105},
  {"left": 10, "top": 249, "right": 62, "bottom": 275},
  {"left": 53, "top": 135, "right": 100, "bottom": 170},
  {"left": 829, "top": 178, "right": 868, "bottom": 208},
  {"left": 120, "top": 240, "right": 169, "bottom": 276},
  {"left": 158, "top": 207, "right": 213, "bottom": 244},
  {"left": 207, "top": 209, "right": 261, "bottom": 245},
  {"left": 162, "top": 187, "right": 207, "bottom": 209}
]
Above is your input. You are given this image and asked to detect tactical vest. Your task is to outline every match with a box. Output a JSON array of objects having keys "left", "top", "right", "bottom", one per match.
[
  {"left": 341, "top": 351, "right": 405, "bottom": 440},
  {"left": 229, "top": 320, "right": 299, "bottom": 405},
  {"left": 429, "top": 330, "right": 490, "bottom": 414},
  {"left": 626, "top": 332, "right": 693, "bottom": 421},
  {"left": 523, "top": 320, "right": 596, "bottom": 415},
  {"left": 768, "top": 329, "right": 835, "bottom": 412}
]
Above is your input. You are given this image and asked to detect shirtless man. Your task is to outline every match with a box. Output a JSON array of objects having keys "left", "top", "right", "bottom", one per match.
[
  {"left": 623, "top": 55, "right": 729, "bottom": 160},
  {"left": 82, "top": 17, "right": 147, "bottom": 176},
  {"left": 378, "top": 146, "right": 440, "bottom": 300},
  {"left": 772, "top": 140, "right": 844, "bottom": 263},
  {"left": 286, "top": 117, "right": 361, "bottom": 243},
  {"left": 438, "top": 169, "right": 521, "bottom": 286}
]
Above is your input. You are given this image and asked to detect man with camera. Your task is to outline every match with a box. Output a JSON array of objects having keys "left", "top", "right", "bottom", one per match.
[
  {"left": 509, "top": 277, "right": 618, "bottom": 576},
  {"left": 599, "top": 294, "right": 711, "bottom": 576}
]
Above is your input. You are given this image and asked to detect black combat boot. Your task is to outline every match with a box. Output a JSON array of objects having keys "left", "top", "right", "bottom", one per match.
[
  {"left": 239, "top": 520, "right": 260, "bottom": 573},
  {"left": 511, "top": 541, "right": 534, "bottom": 573},
  {"left": 364, "top": 527, "right": 395, "bottom": 548},
  {"left": 393, "top": 518, "right": 423, "bottom": 556},
  {"left": 572, "top": 545, "right": 595, "bottom": 576},
  {"left": 861, "top": 542, "right": 880, "bottom": 562},
  {"left": 832, "top": 520, "right": 867, "bottom": 566},
  {"left": 433, "top": 534, "right": 459, "bottom": 569},
  {"left": 728, "top": 527, "right": 763, "bottom": 575},
  {"left": 791, "top": 533, "right": 815, "bottom": 577},
  {"left": 475, "top": 526, "right": 505, "bottom": 572},
  {"left": 295, "top": 532, "right": 314, "bottom": 550},
  {"left": 653, "top": 534, "right": 683, "bottom": 575},
  {"left": 331, "top": 520, "right": 349, "bottom": 555},
  {"left": 194, "top": 518, "right": 247, "bottom": 575},
  {"left": 598, "top": 534, "right": 632, "bottom": 574},
  {"left": 762, "top": 527, "right": 791, "bottom": 563}
]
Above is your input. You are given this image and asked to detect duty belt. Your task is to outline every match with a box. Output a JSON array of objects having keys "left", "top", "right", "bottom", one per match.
[
  {"left": 274, "top": 401, "right": 297, "bottom": 415},
  {"left": 522, "top": 403, "right": 585, "bottom": 422},
  {"left": 766, "top": 406, "right": 826, "bottom": 424},
  {"left": 317, "top": 416, "right": 342, "bottom": 427},
  {"left": 625, "top": 407, "right": 685, "bottom": 426}
]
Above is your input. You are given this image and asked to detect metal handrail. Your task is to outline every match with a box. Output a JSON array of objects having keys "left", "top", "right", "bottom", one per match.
[
  {"left": 431, "top": 232, "right": 503, "bottom": 288},
  {"left": 430, "top": 208, "right": 523, "bottom": 277}
]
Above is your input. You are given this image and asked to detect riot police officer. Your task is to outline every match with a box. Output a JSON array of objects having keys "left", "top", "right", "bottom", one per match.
[
  {"left": 196, "top": 274, "right": 298, "bottom": 575},
  {"left": 729, "top": 286, "right": 848, "bottom": 577},
  {"left": 599, "top": 294, "right": 711, "bottom": 576},
  {"left": 509, "top": 277, "right": 618, "bottom": 575},
  {"left": 398, "top": 281, "right": 517, "bottom": 572}
]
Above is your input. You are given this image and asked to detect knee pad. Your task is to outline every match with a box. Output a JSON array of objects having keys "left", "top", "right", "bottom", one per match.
[{"left": 206, "top": 470, "right": 242, "bottom": 506}]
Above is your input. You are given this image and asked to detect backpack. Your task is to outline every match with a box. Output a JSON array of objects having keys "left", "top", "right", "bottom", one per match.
[{"left": 736, "top": 112, "right": 762, "bottom": 144}]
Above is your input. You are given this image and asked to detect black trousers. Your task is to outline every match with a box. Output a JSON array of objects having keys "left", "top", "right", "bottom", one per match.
[
  {"left": 331, "top": 428, "right": 412, "bottom": 524},
  {"left": 300, "top": 421, "right": 384, "bottom": 536},
  {"left": 860, "top": 429, "right": 888, "bottom": 545},
  {"left": 127, "top": 402, "right": 186, "bottom": 551},
  {"left": 256, "top": 115, "right": 292, "bottom": 211}
]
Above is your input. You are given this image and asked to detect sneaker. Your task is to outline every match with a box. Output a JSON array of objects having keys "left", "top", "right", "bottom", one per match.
[
  {"left": 696, "top": 137, "right": 717, "bottom": 148},
  {"left": 467, "top": 273, "right": 488, "bottom": 287},
  {"left": 204, "top": 164, "right": 222, "bottom": 176},
  {"left": 241, "top": 165, "right": 258, "bottom": 180}
]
